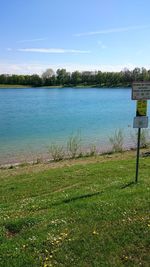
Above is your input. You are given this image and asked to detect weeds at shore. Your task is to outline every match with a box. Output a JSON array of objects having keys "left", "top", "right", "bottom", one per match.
[
  {"left": 67, "top": 133, "right": 81, "bottom": 158},
  {"left": 48, "top": 143, "right": 65, "bottom": 161},
  {"left": 131, "top": 129, "right": 150, "bottom": 148},
  {"left": 2, "top": 128, "right": 149, "bottom": 169},
  {"left": 109, "top": 129, "right": 124, "bottom": 152}
]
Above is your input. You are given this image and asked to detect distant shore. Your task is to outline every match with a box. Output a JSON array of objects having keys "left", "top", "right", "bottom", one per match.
[
  {"left": 0, "top": 84, "right": 131, "bottom": 89},
  {"left": 0, "top": 84, "right": 31, "bottom": 88}
]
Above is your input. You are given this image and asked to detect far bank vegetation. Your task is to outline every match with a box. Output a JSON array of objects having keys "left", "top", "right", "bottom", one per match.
[{"left": 0, "top": 67, "right": 150, "bottom": 87}]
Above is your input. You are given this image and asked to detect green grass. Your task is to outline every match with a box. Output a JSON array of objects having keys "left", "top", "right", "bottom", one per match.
[
  {"left": 0, "top": 155, "right": 149, "bottom": 266},
  {"left": 0, "top": 85, "right": 31, "bottom": 88}
]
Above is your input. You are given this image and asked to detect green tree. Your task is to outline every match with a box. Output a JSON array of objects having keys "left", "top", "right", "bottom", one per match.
[
  {"left": 56, "top": 69, "right": 70, "bottom": 85},
  {"left": 42, "top": 69, "right": 54, "bottom": 79},
  {"left": 71, "top": 71, "right": 81, "bottom": 85},
  {"left": 132, "top": 67, "right": 141, "bottom": 81},
  {"left": 29, "top": 74, "right": 42, "bottom": 87}
]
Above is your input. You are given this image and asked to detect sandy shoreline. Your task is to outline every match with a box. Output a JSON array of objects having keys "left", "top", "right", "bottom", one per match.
[{"left": 0, "top": 143, "right": 135, "bottom": 168}]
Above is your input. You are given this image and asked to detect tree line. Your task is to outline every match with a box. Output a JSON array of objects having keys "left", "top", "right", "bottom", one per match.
[{"left": 0, "top": 67, "right": 150, "bottom": 87}]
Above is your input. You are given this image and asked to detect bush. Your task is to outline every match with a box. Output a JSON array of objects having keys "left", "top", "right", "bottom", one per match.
[
  {"left": 131, "top": 129, "right": 150, "bottom": 148},
  {"left": 67, "top": 133, "right": 81, "bottom": 158},
  {"left": 48, "top": 143, "right": 65, "bottom": 161},
  {"left": 140, "top": 129, "right": 150, "bottom": 148},
  {"left": 109, "top": 129, "right": 124, "bottom": 152},
  {"left": 88, "top": 144, "right": 97, "bottom": 156},
  {"left": 33, "top": 157, "right": 43, "bottom": 165}
]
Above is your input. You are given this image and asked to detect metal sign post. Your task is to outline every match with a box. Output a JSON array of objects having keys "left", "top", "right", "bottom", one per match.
[
  {"left": 135, "top": 128, "right": 141, "bottom": 183},
  {"left": 133, "top": 116, "right": 148, "bottom": 183},
  {"left": 132, "top": 82, "right": 150, "bottom": 183}
]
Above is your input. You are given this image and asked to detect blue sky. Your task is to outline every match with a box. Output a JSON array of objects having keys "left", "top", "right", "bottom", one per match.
[{"left": 1, "top": 0, "right": 150, "bottom": 74}]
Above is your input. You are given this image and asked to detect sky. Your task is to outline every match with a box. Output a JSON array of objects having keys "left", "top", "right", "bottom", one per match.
[{"left": 1, "top": 0, "right": 150, "bottom": 75}]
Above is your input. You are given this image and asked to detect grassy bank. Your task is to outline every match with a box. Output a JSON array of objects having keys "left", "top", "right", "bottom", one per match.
[
  {"left": 0, "top": 152, "right": 149, "bottom": 266},
  {"left": 0, "top": 84, "right": 130, "bottom": 89},
  {"left": 0, "top": 84, "right": 31, "bottom": 88}
]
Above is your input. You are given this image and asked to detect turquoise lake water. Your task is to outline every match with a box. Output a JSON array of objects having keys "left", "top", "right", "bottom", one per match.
[{"left": 0, "top": 87, "right": 149, "bottom": 164}]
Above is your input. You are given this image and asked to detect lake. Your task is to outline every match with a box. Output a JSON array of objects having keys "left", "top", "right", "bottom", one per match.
[{"left": 0, "top": 87, "right": 149, "bottom": 164}]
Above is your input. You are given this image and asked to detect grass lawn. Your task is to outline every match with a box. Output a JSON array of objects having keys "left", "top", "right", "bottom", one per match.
[{"left": 0, "top": 153, "right": 149, "bottom": 267}]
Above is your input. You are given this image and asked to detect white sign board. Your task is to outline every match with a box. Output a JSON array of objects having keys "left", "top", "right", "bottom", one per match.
[
  {"left": 133, "top": 116, "right": 148, "bottom": 128},
  {"left": 132, "top": 82, "right": 150, "bottom": 100}
]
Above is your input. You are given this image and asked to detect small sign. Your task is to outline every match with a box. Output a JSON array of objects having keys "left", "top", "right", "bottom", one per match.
[
  {"left": 136, "top": 100, "right": 147, "bottom": 116},
  {"left": 133, "top": 116, "right": 148, "bottom": 128},
  {"left": 132, "top": 82, "right": 150, "bottom": 100}
]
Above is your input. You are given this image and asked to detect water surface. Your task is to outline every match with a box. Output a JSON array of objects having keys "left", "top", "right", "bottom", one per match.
[{"left": 0, "top": 87, "right": 149, "bottom": 164}]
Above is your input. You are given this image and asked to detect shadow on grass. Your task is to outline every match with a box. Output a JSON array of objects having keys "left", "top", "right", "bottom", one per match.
[
  {"left": 121, "top": 181, "right": 136, "bottom": 189},
  {"left": 63, "top": 191, "right": 103, "bottom": 204}
]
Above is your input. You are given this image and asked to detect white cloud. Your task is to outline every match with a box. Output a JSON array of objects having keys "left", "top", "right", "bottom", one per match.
[
  {"left": 18, "top": 48, "right": 90, "bottom": 54},
  {"left": 17, "top": 38, "right": 48, "bottom": 43},
  {"left": 0, "top": 62, "right": 144, "bottom": 75},
  {"left": 97, "top": 41, "right": 107, "bottom": 49},
  {"left": 0, "top": 63, "right": 48, "bottom": 75},
  {"left": 74, "top": 25, "right": 150, "bottom": 37}
]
